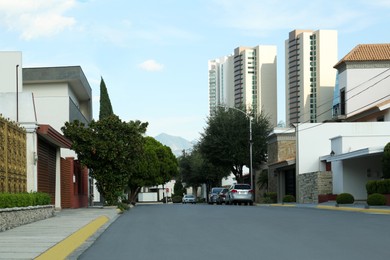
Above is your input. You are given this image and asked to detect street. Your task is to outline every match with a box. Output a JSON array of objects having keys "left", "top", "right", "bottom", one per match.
[{"left": 79, "top": 204, "right": 390, "bottom": 260}]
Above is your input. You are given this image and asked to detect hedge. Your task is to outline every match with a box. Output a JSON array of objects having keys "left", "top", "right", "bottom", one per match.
[
  {"left": 0, "top": 192, "right": 51, "bottom": 208},
  {"left": 366, "top": 180, "right": 390, "bottom": 195}
]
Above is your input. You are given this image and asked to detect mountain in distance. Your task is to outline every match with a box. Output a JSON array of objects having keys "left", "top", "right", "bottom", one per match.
[{"left": 154, "top": 133, "right": 195, "bottom": 157}]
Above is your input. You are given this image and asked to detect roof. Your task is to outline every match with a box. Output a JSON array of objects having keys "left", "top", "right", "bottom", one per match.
[
  {"left": 37, "top": 124, "right": 72, "bottom": 148},
  {"left": 334, "top": 43, "right": 390, "bottom": 68},
  {"left": 23, "top": 66, "right": 92, "bottom": 101}
]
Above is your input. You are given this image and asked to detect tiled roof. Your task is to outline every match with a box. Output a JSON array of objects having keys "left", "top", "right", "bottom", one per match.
[{"left": 334, "top": 43, "right": 390, "bottom": 68}]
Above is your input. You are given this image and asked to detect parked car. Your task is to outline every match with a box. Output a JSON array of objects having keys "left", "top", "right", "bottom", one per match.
[
  {"left": 182, "top": 194, "right": 196, "bottom": 204},
  {"left": 226, "top": 184, "right": 254, "bottom": 205},
  {"left": 216, "top": 188, "right": 229, "bottom": 205},
  {"left": 208, "top": 187, "right": 224, "bottom": 204}
]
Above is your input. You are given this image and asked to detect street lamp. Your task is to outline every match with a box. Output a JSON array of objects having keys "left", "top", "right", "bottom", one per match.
[{"left": 217, "top": 105, "right": 253, "bottom": 189}]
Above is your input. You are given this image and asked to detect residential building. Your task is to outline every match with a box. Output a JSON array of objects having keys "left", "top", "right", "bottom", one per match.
[
  {"left": 208, "top": 45, "right": 277, "bottom": 126},
  {"left": 269, "top": 43, "right": 390, "bottom": 203},
  {"left": 332, "top": 44, "right": 390, "bottom": 121},
  {"left": 285, "top": 29, "right": 338, "bottom": 126},
  {"left": 0, "top": 52, "right": 93, "bottom": 208},
  {"left": 208, "top": 55, "right": 234, "bottom": 115}
]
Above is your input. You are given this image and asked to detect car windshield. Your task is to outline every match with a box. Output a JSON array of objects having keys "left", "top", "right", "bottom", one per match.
[
  {"left": 211, "top": 188, "right": 223, "bottom": 193},
  {"left": 234, "top": 184, "right": 250, "bottom": 190},
  {"left": 185, "top": 195, "right": 194, "bottom": 198}
]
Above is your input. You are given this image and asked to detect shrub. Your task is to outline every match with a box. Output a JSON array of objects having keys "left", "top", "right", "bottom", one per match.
[
  {"left": 366, "top": 180, "right": 378, "bottom": 195},
  {"left": 196, "top": 197, "right": 206, "bottom": 203},
  {"left": 264, "top": 192, "right": 277, "bottom": 203},
  {"left": 283, "top": 195, "right": 296, "bottom": 203},
  {"left": 262, "top": 197, "right": 274, "bottom": 204},
  {"left": 336, "top": 193, "right": 354, "bottom": 204},
  {"left": 366, "top": 180, "right": 390, "bottom": 194},
  {"left": 367, "top": 193, "right": 386, "bottom": 206},
  {"left": 171, "top": 195, "right": 183, "bottom": 203}
]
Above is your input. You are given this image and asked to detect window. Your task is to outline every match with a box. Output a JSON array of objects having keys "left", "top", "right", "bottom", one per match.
[{"left": 340, "top": 89, "right": 346, "bottom": 115}]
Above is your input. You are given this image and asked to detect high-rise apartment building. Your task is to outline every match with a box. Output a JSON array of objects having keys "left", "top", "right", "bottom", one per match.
[
  {"left": 208, "top": 45, "right": 277, "bottom": 126},
  {"left": 208, "top": 55, "right": 234, "bottom": 115},
  {"left": 285, "top": 29, "right": 338, "bottom": 126}
]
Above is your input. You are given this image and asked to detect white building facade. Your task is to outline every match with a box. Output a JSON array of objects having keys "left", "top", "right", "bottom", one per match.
[
  {"left": 285, "top": 30, "right": 338, "bottom": 126},
  {"left": 208, "top": 45, "right": 277, "bottom": 126}
]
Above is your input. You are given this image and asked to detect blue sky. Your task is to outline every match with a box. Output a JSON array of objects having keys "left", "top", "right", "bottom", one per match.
[{"left": 0, "top": 0, "right": 389, "bottom": 141}]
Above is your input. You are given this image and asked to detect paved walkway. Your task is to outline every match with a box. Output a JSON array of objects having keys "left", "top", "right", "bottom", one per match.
[{"left": 0, "top": 207, "right": 120, "bottom": 260}]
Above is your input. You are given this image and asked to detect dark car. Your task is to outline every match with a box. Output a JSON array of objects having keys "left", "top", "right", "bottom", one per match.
[
  {"left": 216, "top": 188, "right": 229, "bottom": 205},
  {"left": 226, "top": 184, "right": 254, "bottom": 205},
  {"left": 208, "top": 187, "right": 224, "bottom": 204}
]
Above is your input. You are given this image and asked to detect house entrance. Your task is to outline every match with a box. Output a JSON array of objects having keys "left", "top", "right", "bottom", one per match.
[{"left": 284, "top": 169, "right": 296, "bottom": 197}]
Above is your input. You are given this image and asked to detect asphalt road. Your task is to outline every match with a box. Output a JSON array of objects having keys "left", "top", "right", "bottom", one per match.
[{"left": 79, "top": 204, "right": 390, "bottom": 260}]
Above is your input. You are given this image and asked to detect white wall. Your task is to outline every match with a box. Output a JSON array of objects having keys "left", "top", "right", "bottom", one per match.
[
  {"left": 342, "top": 68, "right": 390, "bottom": 117},
  {"left": 298, "top": 122, "right": 390, "bottom": 174},
  {"left": 343, "top": 156, "right": 382, "bottom": 200},
  {"left": 24, "top": 83, "right": 69, "bottom": 132},
  {"left": 0, "top": 52, "right": 22, "bottom": 93}
]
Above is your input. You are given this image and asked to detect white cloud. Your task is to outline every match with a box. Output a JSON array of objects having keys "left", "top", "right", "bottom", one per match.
[
  {"left": 210, "top": 0, "right": 380, "bottom": 35},
  {"left": 0, "top": 0, "right": 76, "bottom": 40},
  {"left": 138, "top": 59, "right": 164, "bottom": 72}
]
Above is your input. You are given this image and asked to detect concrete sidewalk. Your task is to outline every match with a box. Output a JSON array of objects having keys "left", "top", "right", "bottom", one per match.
[{"left": 0, "top": 207, "right": 120, "bottom": 260}]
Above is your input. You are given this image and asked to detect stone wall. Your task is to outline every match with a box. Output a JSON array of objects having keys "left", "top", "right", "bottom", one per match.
[
  {"left": 298, "top": 171, "right": 332, "bottom": 203},
  {"left": 0, "top": 205, "right": 55, "bottom": 232}
]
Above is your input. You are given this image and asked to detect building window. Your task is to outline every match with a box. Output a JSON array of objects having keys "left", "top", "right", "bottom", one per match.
[{"left": 340, "top": 89, "right": 346, "bottom": 115}]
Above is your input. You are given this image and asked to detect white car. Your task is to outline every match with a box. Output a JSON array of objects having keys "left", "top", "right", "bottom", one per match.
[
  {"left": 182, "top": 194, "right": 196, "bottom": 204},
  {"left": 226, "top": 184, "right": 254, "bottom": 205}
]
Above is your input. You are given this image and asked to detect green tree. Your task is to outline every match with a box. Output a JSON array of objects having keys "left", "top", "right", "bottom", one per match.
[
  {"left": 61, "top": 115, "right": 147, "bottom": 205},
  {"left": 178, "top": 146, "right": 229, "bottom": 196},
  {"left": 99, "top": 77, "right": 114, "bottom": 120},
  {"left": 382, "top": 142, "right": 390, "bottom": 179},
  {"left": 173, "top": 180, "right": 185, "bottom": 196},
  {"left": 127, "top": 137, "right": 178, "bottom": 204},
  {"left": 199, "top": 107, "right": 272, "bottom": 183}
]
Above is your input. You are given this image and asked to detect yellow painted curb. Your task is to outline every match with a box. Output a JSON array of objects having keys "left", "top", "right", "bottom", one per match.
[
  {"left": 270, "top": 203, "right": 296, "bottom": 207},
  {"left": 35, "top": 215, "right": 109, "bottom": 260},
  {"left": 317, "top": 205, "right": 390, "bottom": 214}
]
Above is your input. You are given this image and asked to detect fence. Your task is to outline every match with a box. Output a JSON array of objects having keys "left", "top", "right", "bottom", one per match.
[{"left": 0, "top": 116, "right": 27, "bottom": 193}]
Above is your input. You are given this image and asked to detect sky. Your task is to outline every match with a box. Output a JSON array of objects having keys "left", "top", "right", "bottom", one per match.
[{"left": 0, "top": 0, "right": 389, "bottom": 141}]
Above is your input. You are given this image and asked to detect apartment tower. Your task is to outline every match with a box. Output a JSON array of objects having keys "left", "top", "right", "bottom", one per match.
[
  {"left": 285, "top": 29, "right": 338, "bottom": 126},
  {"left": 209, "top": 45, "right": 277, "bottom": 126}
]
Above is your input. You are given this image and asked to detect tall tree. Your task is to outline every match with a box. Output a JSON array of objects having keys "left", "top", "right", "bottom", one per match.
[
  {"left": 61, "top": 115, "right": 147, "bottom": 205},
  {"left": 199, "top": 107, "right": 272, "bottom": 183},
  {"left": 127, "top": 137, "right": 178, "bottom": 204},
  {"left": 99, "top": 77, "right": 114, "bottom": 119},
  {"left": 382, "top": 142, "right": 390, "bottom": 179}
]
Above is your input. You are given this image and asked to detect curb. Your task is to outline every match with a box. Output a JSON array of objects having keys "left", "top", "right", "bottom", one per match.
[
  {"left": 316, "top": 205, "right": 390, "bottom": 214},
  {"left": 35, "top": 215, "right": 109, "bottom": 260}
]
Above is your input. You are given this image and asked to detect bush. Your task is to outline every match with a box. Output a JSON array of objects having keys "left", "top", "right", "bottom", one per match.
[
  {"left": 366, "top": 180, "right": 390, "bottom": 194},
  {"left": 196, "top": 197, "right": 206, "bottom": 203},
  {"left": 264, "top": 192, "right": 277, "bottom": 203},
  {"left": 367, "top": 193, "right": 387, "bottom": 206},
  {"left": 283, "top": 195, "right": 296, "bottom": 203},
  {"left": 171, "top": 195, "right": 183, "bottom": 203},
  {"left": 117, "top": 202, "right": 130, "bottom": 212},
  {"left": 0, "top": 192, "right": 51, "bottom": 208},
  {"left": 336, "top": 193, "right": 354, "bottom": 204}
]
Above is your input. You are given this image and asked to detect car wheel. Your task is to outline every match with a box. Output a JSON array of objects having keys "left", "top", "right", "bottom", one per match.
[{"left": 249, "top": 201, "right": 253, "bottom": 206}]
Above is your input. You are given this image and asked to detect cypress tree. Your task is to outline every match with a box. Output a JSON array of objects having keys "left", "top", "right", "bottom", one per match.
[
  {"left": 382, "top": 142, "right": 390, "bottom": 179},
  {"left": 99, "top": 77, "right": 114, "bottom": 120}
]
